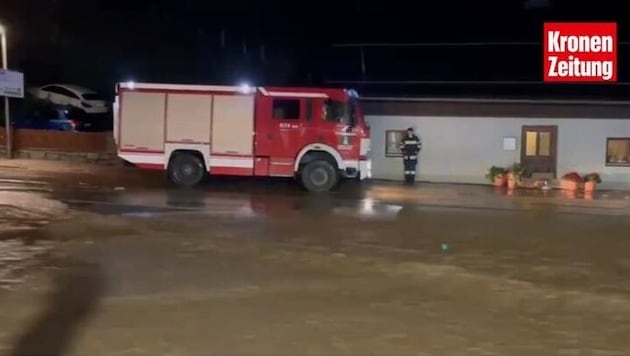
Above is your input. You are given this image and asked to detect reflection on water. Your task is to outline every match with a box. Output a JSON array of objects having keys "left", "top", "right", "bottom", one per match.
[
  {"left": 8, "top": 261, "right": 104, "bottom": 356},
  {"left": 494, "top": 185, "right": 630, "bottom": 203}
]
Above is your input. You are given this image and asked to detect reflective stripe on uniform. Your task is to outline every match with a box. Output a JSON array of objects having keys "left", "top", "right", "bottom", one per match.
[
  {"left": 404, "top": 171, "right": 416, "bottom": 175},
  {"left": 403, "top": 140, "right": 418, "bottom": 144}
]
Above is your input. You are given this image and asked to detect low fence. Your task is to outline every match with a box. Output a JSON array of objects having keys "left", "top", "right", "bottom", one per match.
[
  {"left": 0, "top": 129, "right": 113, "bottom": 152},
  {"left": 0, "top": 129, "right": 119, "bottom": 165}
]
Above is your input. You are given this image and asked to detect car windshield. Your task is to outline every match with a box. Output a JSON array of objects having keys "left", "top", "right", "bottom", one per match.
[{"left": 82, "top": 93, "right": 103, "bottom": 101}]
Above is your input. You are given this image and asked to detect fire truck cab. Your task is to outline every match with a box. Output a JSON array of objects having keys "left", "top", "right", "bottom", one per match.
[{"left": 113, "top": 82, "right": 371, "bottom": 192}]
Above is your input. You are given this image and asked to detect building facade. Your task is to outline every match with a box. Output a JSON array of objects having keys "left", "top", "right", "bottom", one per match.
[{"left": 364, "top": 98, "right": 630, "bottom": 189}]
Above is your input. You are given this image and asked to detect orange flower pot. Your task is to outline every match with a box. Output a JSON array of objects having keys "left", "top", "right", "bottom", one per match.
[
  {"left": 507, "top": 177, "right": 518, "bottom": 189},
  {"left": 561, "top": 179, "right": 579, "bottom": 191},
  {"left": 584, "top": 181, "right": 596, "bottom": 193},
  {"left": 493, "top": 175, "right": 507, "bottom": 187}
]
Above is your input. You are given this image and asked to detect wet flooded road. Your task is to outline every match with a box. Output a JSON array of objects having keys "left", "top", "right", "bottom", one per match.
[{"left": 2, "top": 176, "right": 630, "bottom": 355}]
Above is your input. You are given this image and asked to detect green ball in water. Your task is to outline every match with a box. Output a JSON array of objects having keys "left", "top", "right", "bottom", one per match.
[{"left": 441, "top": 243, "right": 449, "bottom": 251}]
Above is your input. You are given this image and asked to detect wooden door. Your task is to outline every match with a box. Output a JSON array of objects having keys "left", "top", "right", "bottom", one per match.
[{"left": 521, "top": 125, "right": 558, "bottom": 178}]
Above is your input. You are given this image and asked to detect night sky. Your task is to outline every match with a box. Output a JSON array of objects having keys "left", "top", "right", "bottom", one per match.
[{"left": 1, "top": 0, "right": 627, "bottom": 98}]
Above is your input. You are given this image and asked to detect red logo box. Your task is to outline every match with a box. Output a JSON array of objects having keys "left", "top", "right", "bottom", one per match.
[{"left": 543, "top": 22, "right": 617, "bottom": 82}]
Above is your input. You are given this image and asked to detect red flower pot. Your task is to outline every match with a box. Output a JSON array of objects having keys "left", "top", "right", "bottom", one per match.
[{"left": 561, "top": 179, "right": 579, "bottom": 191}]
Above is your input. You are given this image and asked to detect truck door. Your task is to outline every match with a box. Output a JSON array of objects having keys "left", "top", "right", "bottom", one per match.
[{"left": 254, "top": 96, "right": 306, "bottom": 177}]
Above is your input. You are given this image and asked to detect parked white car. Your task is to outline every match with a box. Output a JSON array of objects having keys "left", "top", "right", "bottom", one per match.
[{"left": 30, "top": 84, "right": 109, "bottom": 114}]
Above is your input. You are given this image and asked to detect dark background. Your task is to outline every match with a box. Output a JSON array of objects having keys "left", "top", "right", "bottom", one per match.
[{"left": 0, "top": 0, "right": 627, "bottom": 98}]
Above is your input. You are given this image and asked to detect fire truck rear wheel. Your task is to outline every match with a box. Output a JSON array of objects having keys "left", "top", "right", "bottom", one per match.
[
  {"left": 168, "top": 153, "right": 206, "bottom": 187},
  {"left": 301, "top": 160, "right": 338, "bottom": 193}
]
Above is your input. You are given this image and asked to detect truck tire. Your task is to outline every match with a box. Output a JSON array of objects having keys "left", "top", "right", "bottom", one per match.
[
  {"left": 301, "top": 160, "right": 338, "bottom": 193},
  {"left": 168, "top": 153, "right": 206, "bottom": 187}
]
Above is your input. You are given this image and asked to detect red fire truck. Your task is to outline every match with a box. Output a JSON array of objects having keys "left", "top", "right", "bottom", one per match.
[{"left": 113, "top": 82, "right": 371, "bottom": 192}]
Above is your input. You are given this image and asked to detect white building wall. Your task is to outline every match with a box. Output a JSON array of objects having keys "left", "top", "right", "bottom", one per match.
[{"left": 367, "top": 115, "right": 630, "bottom": 189}]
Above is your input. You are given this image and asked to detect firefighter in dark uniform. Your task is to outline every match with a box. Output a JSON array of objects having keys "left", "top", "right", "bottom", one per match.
[{"left": 399, "top": 127, "right": 422, "bottom": 184}]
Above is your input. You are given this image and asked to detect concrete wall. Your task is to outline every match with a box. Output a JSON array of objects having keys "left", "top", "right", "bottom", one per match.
[{"left": 367, "top": 115, "right": 630, "bottom": 189}]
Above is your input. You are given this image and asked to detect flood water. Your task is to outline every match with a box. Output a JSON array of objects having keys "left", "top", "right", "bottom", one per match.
[{"left": 1, "top": 176, "right": 630, "bottom": 355}]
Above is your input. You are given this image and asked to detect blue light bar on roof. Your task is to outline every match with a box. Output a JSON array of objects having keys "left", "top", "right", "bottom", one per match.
[{"left": 346, "top": 89, "right": 359, "bottom": 98}]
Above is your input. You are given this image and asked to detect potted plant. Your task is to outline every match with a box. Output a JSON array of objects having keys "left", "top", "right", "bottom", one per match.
[
  {"left": 506, "top": 163, "right": 523, "bottom": 189},
  {"left": 485, "top": 166, "right": 507, "bottom": 187},
  {"left": 583, "top": 172, "right": 602, "bottom": 193},
  {"left": 560, "top": 172, "right": 582, "bottom": 191}
]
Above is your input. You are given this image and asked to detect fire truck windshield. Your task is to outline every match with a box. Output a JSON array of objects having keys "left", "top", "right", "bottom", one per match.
[
  {"left": 323, "top": 98, "right": 363, "bottom": 128},
  {"left": 348, "top": 98, "right": 358, "bottom": 127},
  {"left": 324, "top": 99, "right": 348, "bottom": 124}
]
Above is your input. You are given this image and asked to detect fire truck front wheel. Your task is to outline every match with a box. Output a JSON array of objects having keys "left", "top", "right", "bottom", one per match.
[
  {"left": 168, "top": 152, "right": 206, "bottom": 187},
  {"left": 301, "top": 160, "right": 339, "bottom": 193}
]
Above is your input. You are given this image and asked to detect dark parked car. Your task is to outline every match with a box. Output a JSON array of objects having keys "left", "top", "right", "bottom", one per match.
[{"left": 11, "top": 100, "right": 112, "bottom": 132}]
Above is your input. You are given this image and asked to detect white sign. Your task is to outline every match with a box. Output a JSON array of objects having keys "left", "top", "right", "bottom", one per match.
[
  {"left": 503, "top": 137, "right": 517, "bottom": 151},
  {"left": 0, "top": 69, "right": 24, "bottom": 98}
]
